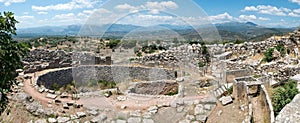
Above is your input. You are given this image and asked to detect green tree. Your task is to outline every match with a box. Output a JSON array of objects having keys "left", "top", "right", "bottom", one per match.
[
  {"left": 0, "top": 12, "right": 29, "bottom": 114},
  {"left": 272, "top": 80, "right": 299, "bottom": 116},
  {"left": 275, "top": 44, "right": 286, "bottom": 57},
  {"left": 264, "top": 48, "right": 274, "bottom": 62}
]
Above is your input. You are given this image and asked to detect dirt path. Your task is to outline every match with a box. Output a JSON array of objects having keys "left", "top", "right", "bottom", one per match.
[
  {"left": 22, "top": 68, "right": 79, "bottom": 106},
  {"left": 207, "top": 101, "right": 247, "bottom": 123},
  {"left": 251, "top": 96, "right": 265, "bottom": 123}
]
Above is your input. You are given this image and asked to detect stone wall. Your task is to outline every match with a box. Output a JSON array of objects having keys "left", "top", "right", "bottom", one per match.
[
  {"left": 37, "top": 65, "right": 176, "bottom": 90},
  {"left": 260, "top": 85, "right": 275, "bottom": 123},
  {"left": 226, "top": 69, "right": 251, "bottom": 82},
  {"left": 23, "top": 49, "right": 112, "bottom": 73},
  {"left": 128, "top": 80, "right": 178, "bottom": 95}
]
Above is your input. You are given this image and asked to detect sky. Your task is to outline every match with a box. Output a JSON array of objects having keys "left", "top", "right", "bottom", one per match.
[{"left": 0, "top": 0, "right": 300, "bottom": 28}]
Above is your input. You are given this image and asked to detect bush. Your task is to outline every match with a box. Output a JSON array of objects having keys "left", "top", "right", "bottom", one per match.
[
  {"left": 264, "top": 48, "right": 274, "bottom": 62},
  {"left": 275, "top": 44, "right": 286, "bottom": 57},
  {"left": 272, "top": 80, "right": 299, "bottom": 116},
  {"left": 198, "top": 62, "right": 206, "bottom": 67}
]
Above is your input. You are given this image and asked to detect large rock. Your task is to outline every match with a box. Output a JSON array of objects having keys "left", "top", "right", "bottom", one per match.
[
  {"left": 220, "top": 96, "right": 233, "bottom": 106},
  {"left": 57, "top": 117, "right": 70, "bottom": 123},
  {"left": 276, "top": 94, "right": 300, "bottom": 123},
  {"left": 46, "top": 93, "right": 57, "bottom": 99},
  {"left": 47, "top": 118, "right": 57, "bottom": 123},
  {"left": 127, "top": 117, "right": 142, "bottom": 123},
  {"left": 34, "top": 119, "right": 47, "bottom": 123}
]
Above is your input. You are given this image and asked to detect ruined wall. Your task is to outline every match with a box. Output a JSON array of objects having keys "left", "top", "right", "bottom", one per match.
[
  {"left": 260, "top": 85, "right": 275, "bottom": 123},
  {"left": 23, "top": 49, "right": 112, "bottom": 73},
  {"left": 37, "top": 65, "right": 176, "bottom": 90},
  {"left": 226, "top": 69, "right": 251, "bottom": 82}
]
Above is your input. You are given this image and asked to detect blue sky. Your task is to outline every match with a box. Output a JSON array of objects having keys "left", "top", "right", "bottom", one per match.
[{"left": 0, "top": 0, "right": 300, "bottom": 28}]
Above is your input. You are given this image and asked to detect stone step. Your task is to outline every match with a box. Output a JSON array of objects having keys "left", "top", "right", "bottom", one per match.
[{"left": 221, "top": 86, "right": 226, "bottom": 92}]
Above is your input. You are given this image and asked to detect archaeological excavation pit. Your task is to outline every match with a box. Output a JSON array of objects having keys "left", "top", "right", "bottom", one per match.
[
  {"left": 128, "top": 81, "right": 179, "bottom": 95},
  {"left": 36, "top": 65, "right": 177, "bottom": 92}
]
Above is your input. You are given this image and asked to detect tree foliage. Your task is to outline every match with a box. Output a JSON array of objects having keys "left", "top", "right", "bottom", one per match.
[
  {"left": 264, "top": 48, "right": 274, "bottom": 62},
  {"left": 275, "top": 44, "right": 286, "bottom": 57},
  {"left": 272, "top": 80, "right": 299, "bottom": 116},
  {"left": 0, "top": 11, "right": 29, "bottom": 114}
]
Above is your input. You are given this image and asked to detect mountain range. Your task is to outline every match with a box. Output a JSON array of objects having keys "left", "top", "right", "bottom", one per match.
[{"left": 16, "top": 22, "right": 297, "bottom": 41}]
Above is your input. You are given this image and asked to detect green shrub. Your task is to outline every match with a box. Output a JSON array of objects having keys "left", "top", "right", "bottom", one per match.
[
  {"left": 275, "top": 44, "right": 286, "bottom": 57},
  {"left": 264, "top": 48, "right": 274, "bottom": 62},
  {"left": 272, "top": 80, "right": 298, "bottom": 116},
  {"left": 165, "top": 89, "right": 178, "bottom": 96},
  {"left": 198, "top": 62, "right": 206, "bottom": 67},
  {"left": 52, "top": 83, "right": 60, "bottom": 91}
]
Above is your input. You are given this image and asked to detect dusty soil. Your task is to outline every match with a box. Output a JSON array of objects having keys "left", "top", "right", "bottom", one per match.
[{"left": 207, "top": 101, "right": 248, "bottom": 123}]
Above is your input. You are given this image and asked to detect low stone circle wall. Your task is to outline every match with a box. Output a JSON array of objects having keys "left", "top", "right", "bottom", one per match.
[
  {"left": 128, "top": 80, "right": 178, "bottom": 95},
  {"left": 37, "top": 65, "right": 176, "bottom": 90}
]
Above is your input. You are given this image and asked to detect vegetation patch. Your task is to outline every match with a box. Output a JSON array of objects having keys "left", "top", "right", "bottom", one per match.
[
  {"left": 88, "top": 79, "right": 116, "bottom": 89},
  {"left": 271, "top": 80, "right": 299, "bottom": 116}
]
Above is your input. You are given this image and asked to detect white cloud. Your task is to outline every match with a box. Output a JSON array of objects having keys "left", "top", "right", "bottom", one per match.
[
  {"left": 258, "top": 17, "right": 270, "bottom": 21},
  {"left": 37, "top": 12, "right": 48, "bottom": 15},
  {"left": 145, "top": 1, "right": 178, "bottom": 10},
  {"left": 239, "top": 15, "right": 257, "bottom": 21},
  {"left": 32, "top": 0, "right": 99, "bottom": 11},
  {"left": 242, "top": 6, "right": 258, "bottom": 11},
  {"left": 209, "top": 12, "right": 233, "bottom": 22},
  {"left": 288, "top": 12, "right": 300, "bottom": 17},
  {"left": 114, "top": 3, "right": 137, "bottom": 11},
  {"left": 294, "top": 8, "right": 300, "bottom": 13},
  {"left": 242, "top": 5, "right": 289, "bottom": 16},
  {"left": 114, "top": 1, "right": 178, "bottom": 13},
  {"left": 290, "top": 0, "right": 300, "bottom": 5},
  {"left": 0, "top": 0, "right": 25, "bottom": 6}
]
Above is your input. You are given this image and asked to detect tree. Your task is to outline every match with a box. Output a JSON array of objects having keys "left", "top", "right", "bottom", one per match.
[
  {"left": 272, "top": 80, "right": 299, "bottom": 116},
  {"left": 0, "top": 11, "right": 29, "bottom": 114},
  {"left": 264, "top": 48, "right": 274, "bottom": 62}
]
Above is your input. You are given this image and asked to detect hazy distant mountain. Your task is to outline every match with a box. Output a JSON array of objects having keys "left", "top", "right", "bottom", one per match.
[{"left": 15, "top": 22, "right": 296, "bottom": 41}]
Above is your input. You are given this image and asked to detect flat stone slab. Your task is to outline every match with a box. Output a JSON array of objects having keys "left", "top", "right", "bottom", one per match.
[
  {"left": 220, "top": 96, "right": 233, "bottom": 106},
  {"left": 46, "top": 93, "right": 57, "bottom": 99}
]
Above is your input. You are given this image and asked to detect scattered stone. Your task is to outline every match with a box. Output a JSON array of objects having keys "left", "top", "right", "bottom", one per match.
[
  {"left": 38, "top": 88, "right": 45, "bottom": 93},
  {"left": 48, "top": 118, "right": 57, "bottom": 123},
  {"left": 196, "top": 115, "right": 207, "bottom": 122},
  {"left": 177, "top": 106, "right": 184, "bottom": 113},
  {"left": 176, "top": 77, "right": 184, "bottom": 82},
  {"left": 104, "top": 91, "right": 112, "bottom": 98},
  {"left": 46, "top": 93, "right": 57, "bottom": 99},
  {"left": 48, "top": 90, "right": 55, "bottom": 94},
  {"left": 178, "top": 119, "right": 190, "bottom": 123},
  {"left": 194, "top": 104, "right": 205, "bottom": 115},
  {"left": 54, "top": 99, "right": 61, "bottom": 104},
  {"left": 66, "top": 101, "right": 75, "bottom": 106},
  {"left": 70, "top": 114, "right": 79, "bottom": 120},
  {"left": 217, "top": 110, "right": 223, "bottom": 116},
  {"left": 204, "top": 104, "right": 211, "bottom": 110},
  {"left": 57, "top": 117, "right": 70, "bottom": 123},
  {"left": 121, "top": 105, "right": 127, "bottom": 109},
  {"left": 99, "top": 113, "right": 108, "bottom": 121},
  {"left": 130, "top": 110, "right": 142, "bottom": 117},
  {"left": 143, "top": 119, "right": 154, "bottom": 123},
  {"left": 60, "top": 92, "right": 69, "bottom": 98},
  {"left": 62, "top": 103, "right": 69, "bottom": 109},
  {"left": 34, "top": 119, "right": 47, "bottom": 123},
  {"left": 73, "top": 103, "right": 83, "bottom": 108},
  {"left": 186, "top": 115, "right": 195, "bottom": 120},
  {"left": 55, "top": 91, "right": 61, "bottom": 95},
  {"left": 143, "top": 112, "right": 152, "bottom": 119},
  {"left": 127, "top": 117, "right": 142, "bottom": 123},
  {"left": 116, "top": 120, "right": 126, "bottom": 123},
  {"left": 76, "top": 112, "right": 86, "bottom": 118},
  {"left": 88, "top": 110, "right": 98, "bottom": 116},
  {"left": 147, "top": 106, "right": 158, "bottom": 112},
  {"left": 220, "top": 96, "right": 233, "bottom": 106},
  {"left": 117, "top": 96, "right": 127, "bottom": 101}
]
